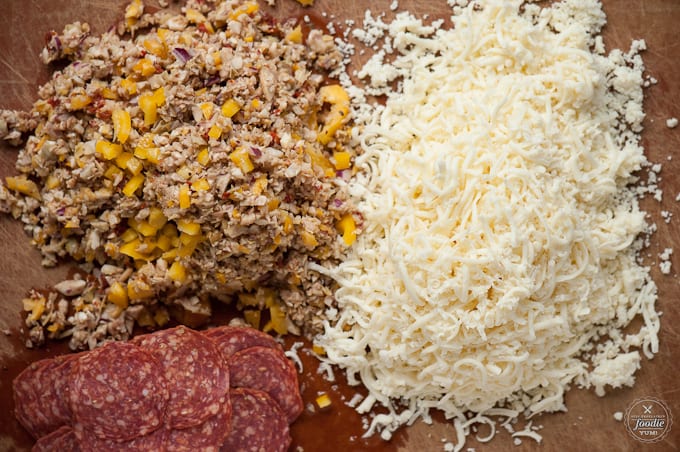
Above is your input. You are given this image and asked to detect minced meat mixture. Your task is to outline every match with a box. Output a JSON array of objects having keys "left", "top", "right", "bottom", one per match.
[{"left": 0, "top": 0, "right": 360, "bottom": 350}]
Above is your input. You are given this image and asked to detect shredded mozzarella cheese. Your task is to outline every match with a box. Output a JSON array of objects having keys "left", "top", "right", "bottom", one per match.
[{"left": 316, "top": 0, "right": 660, "bottom": 446}]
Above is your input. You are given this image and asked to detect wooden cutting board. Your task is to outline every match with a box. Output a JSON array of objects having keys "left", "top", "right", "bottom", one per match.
[{"left": 1, "top": 1, "right": 679, "bottom": 451}]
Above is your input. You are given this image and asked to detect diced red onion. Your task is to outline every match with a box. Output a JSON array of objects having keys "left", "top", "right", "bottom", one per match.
[{"left": 172, "top": 47, "right": 193, "bottom": 63}]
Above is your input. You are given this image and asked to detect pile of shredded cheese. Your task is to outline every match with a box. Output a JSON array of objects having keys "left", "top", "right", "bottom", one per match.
[{"left": 313, "top": 0, "right": 661, "bottom": 448}]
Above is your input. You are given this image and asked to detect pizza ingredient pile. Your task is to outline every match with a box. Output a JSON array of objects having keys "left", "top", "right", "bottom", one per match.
[
  {"left": 14, "top": 325, "right": 302, "bottom": 451},
  {"left": 316, "top": 0, "right": 660, "bottom": 447},
  {"left": 0, "top": 0, "right": 358, "bottom": 349}
]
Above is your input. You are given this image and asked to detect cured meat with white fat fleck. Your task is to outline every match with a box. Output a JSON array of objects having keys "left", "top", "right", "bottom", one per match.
[
  {"left": 229, "top": 346, "right": 303, "bottom": 423},
  {"left": 203, "top": 326, "right": 283, "bottom": 359},
  {"left": 13, "top": 353, "right": 81, "bottom": 439},
  {"left": 32, "top": 426, "right": 79, "bottom": 452},
  {"left": 133, "top": 326, "right": 230, "bottom": 429},
  {"left": 221, "top": 388, "right": 291, "bottom": 452},
  {"left": 75, "top": 423, "right": 168, "bottom": 452},
  {"left": 68, "top": 342, "right": 168, "bottom": 441},
  {"left": 167, "top": 398, "right": 233, "bottom": 452}
]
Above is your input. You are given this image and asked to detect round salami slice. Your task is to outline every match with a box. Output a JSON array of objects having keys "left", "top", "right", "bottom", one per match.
[
  {"left": 167, "top": 398, "right": 233, "bottom": 452},
  {"left": 68, "top": 341, "right": 168, "bottom": 441},
  {"left": 13, "top": 353, "right": 81, "bottom": 439},
  {"left": 32, "top": 426, "right": 79, "bottom": 452},
  {"left": 133, "top": 326, "right": 230, "bottom": 429},
  {"left": 203, "top": 326, "right": 282, "bottom": 359},
  {"left": 229, "top": 346, "right": 303, "bottom": 423},
  {"left": 75, "top": 423, "right": 168, "bottom": 452},
  {"left": 221, "top": 388, "right": 291, "bottom": 452}
]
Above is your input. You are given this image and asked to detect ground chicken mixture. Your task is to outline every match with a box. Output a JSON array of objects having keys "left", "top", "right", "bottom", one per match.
[{"left": 0, "top": 0, "right": 360, "bottom": 350}]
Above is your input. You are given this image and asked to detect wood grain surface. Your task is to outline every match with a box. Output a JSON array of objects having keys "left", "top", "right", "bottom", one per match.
[{"left": 1, "top": 1, "right": 679, "bottom": 451}]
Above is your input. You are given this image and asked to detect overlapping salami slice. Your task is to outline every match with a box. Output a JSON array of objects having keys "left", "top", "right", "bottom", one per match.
[
  {"left": 13, "top": 353, "right": 80, "bottom": 439},
  {"left": 133, "top": 326, "right": 230, "bottom": 429},
  {"left": 32, "top": 426, "right": 79, "bottom": 452},
  {"left": 221, "top": 388, "right": 291, "bottom": 452},
  {"left": 203, "top": 326, "right": 282, "bottom": 359},
  {"left": 229, "top": 346, "right": 303, "bottom": 423},
  {"left": 75, "top": 422, "right": 168, "bottom": 452},
  {"left": 167, "top": 398, "right": 233, "bottom": 452},
  {"left": 68, "top": 341, "right": 168, "bottom": 441}
]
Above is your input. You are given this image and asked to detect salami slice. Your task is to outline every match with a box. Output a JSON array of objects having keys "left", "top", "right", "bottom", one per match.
[
  {"left": 32, "top": 426, "right": 79, "bottom": 452},
  {"left": 229, "top": 346, "right": 303, "bottom": 423},
  {"left": 68, "top": 341, "right": 168, "bottom": 441},
  {"left": 203, "top": 326, "right": 282, "bottom": 359},
  {"left": 167, "top": 398, "right": 233, "bottom": 452},
  {"left": 221, "top": 388, "right": 291, "bottom": 452},
  {"left": 13, "top": 353, "right": 80, "bottom": 439},
  {"left": 133, "top": 326, "right": 230, "bottom": 429},
  {"left": 75, "top": 423, "right": 168, "bottom": 452}
]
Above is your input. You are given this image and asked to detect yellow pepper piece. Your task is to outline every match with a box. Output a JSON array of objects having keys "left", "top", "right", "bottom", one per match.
[
  {"left": 132, "top": 58, "right": 156, "bottom": 78},
  {"left": 286, "top": 25, "right": 303, "bottom": 44},
  {"left": 229, "top": 147, "right": 254, "bottom": 173},
  {"left": 315, "top": 393, "right": 332, "bottom": 409},
  {"left": 192, "top": 178, "right": 210, "bottom": 191},
  {"left": 196, "top": 148, "right": 211, "bottom": 166},
  {"left": 152, "top": 87, "right": 166, "bottom": 106},
  {"left": 221, "top": 99, "right": 241, "bottom": 118},
  {"left": 243, "top": 310, "right": 261, "bottom": 329},
  {"left": 69, "top": 94, "right": 92, "bottom": 110},
  {"left": 112, "top": 109, "right": 132, "bottom": 144},
  {"left": 108, "top": 281, "right": 129, "bottom": 309},
  {"left": 143, "top": 37, "right": 168, "bottom": 58},
  {"left": 139, "top": 93, "right": 158, "bottom": 126},
  {"left": 337, "top": 213, "right": 356, "bottom": 245},
  {"left": 120, "top": 238, "right": 147, "bottom": 260},
  {"left": 176, "top": 219, "right": 201, "bottom": 235},
  {"left": 156, "top": 233, "right": 173, "bottom": 252},
  {"left": 120, "top": 227, "right": 138, "bottom": 243},
  {"left": 211, "top": 51, "right": 222, "bottom": 67},
  {"left": 127, "top": 277, "right": 155, "bottom": 299},
  {"left": 177, "top": 232, "right": 202, "bottom": 256},
  {"left": 101, "top": 87, "right": 118, "bottom": 100},
  {"left": 105, "top": 165, "right": 123, "bottom": 183},
  {"left": 125, "top": 0, "right": 143, "bottom": 26},
  {"left": 120, "top": 78, "right": 138, "bottom": 95},
  {"left": 168, "top": 261, "right": 187, "bottom": 282},
  {"left": 300, "top": 230, "right": 318, "bottom": 249},
  {"left": 282, "top": 213, "right": 293, "bottom": 234},
  {"left": 122, "top": 174, "right": 145, "bottom": 196},
  {"left": 208, "top": 124, "right": 222, "bottom": 140},
  {"left": 148, "top": 207, "right": 167, "bottom": 229},
  {"left": 128, "top": 218, "right": 157, "bottom": 237},
  {"left": 305, "top": 146, "right": 335, "bottom": 177},
  {"left": 268, "top": 303, "right": 288, "bottom": 335},
  {"left": 45, "top": 174, "right": 60, "bottom": 190},
  {"left": 200, "top": 102, "right": 214, "bottom": 120},
  {"left": 179, "top": 185, "right": 191, "bottom": 209},
  {"left": 157, "top": 28, "right": 171, "bottom": 41},
  {"left": 333, "top": 151, "right": 351, "bottom": 170},
  {"left": 96, "top": 140, "right": 123, "bottom": 160},
  {"left": 318, "top": 85, "right": 350, "bottom": 145},
  {"left": 5, "top": 175, "right": 41, "bottom": 200}
]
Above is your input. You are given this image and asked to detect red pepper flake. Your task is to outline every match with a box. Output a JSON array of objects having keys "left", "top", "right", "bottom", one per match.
[{"left": 197, "top": 23, "right": 209, "bottom": 34}]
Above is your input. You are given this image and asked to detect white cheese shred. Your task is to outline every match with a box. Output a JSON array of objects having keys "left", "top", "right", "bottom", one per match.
[{"left": 316, "top": 0, "right": 662, "bottom": 447}]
